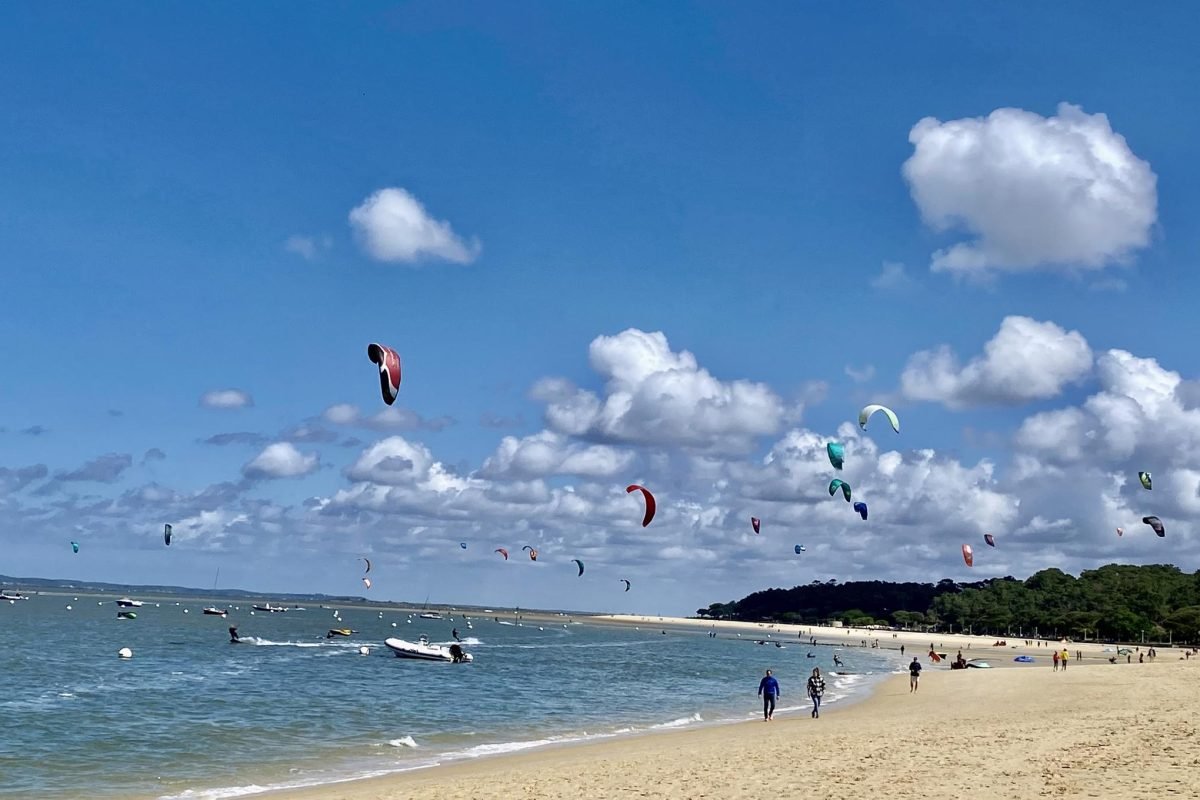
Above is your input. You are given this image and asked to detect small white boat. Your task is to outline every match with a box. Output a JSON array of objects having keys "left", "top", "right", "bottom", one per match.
[
  {"left": 116, "top": 598, "right": 144, "bottom": 608},
  {"left": 203, "top": 607, "right": 228, "bottom": 617},
  {"left": 253, "top": 604, "right": 288, "bottom": 613},
  {"left": 384, "top": 635, "right": 473, "bottom": 663},
  {"left": 418, "top": 612, "right": 443, "bottom": 620},
  {"left": 0, "top": 591, "right": 30, "bottom": 601}
]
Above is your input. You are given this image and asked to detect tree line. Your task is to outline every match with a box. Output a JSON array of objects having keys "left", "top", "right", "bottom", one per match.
[{"left": 698, "top": 564, "right": 1200, "bottom": 643}]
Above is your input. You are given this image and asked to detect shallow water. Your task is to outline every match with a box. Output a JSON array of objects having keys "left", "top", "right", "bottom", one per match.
[{"left": 0, "top": 594, "right": 901, "bottom": 799}]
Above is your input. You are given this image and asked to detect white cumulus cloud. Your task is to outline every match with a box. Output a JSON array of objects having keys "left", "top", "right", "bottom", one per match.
[
  {"left": 482, "top": 431, "right": 635, "bottom": 479},
  {"left": 243, "top": 443, "right": 319, "bottom": 479},
  {"left": 533, "top": 328, "right": 790, "bottom": 453},
  {"left": 201, "top": 389, "right": 254, "bottom": 410},
  {"left": 349, "top": 187, "right": 480, "bottom": 265},
  {"left": 903, "top": 102, "right": 1157, "bottom": 276},
  {"left": 901, "top": 316, "right": 1093, "bottom": 409}
]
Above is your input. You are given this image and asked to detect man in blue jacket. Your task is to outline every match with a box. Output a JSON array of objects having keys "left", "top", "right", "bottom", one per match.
[{"left": 757, "top": 669, "right": 780, "bottom": 721}]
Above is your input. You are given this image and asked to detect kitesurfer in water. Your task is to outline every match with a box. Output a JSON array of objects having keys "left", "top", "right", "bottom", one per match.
[
  {"left": 452, "top": 628, "right": 461, "bottom": 642},
  {"left": 228, "top": 626, "right": 240, "bottom": 644},
  {"left": 757, "top": 669, "right": 780, "bottom": 721}
]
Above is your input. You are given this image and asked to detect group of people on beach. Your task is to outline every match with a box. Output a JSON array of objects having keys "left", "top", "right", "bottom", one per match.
[{"left": 757, "top": 668, "right": 826, "bottom": 721}]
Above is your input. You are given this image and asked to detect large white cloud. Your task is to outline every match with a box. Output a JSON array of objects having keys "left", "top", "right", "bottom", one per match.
[
  {"left": 243, "top": 442, "right": 319, "bottom": 479},
  {"left": 903, "top": 102, "right": 1157, "bottom": 276},
  {"left": 901, "top": 316, "right": 1093, "bottom": 409},
  {"left": 349, "top": 187, "right": 480, "bottom": 265},
  {"left": 533, "top": 328, "right": 791, "bottom": 453},
  {"left": 481, "top": 431, "right": 634, "bottom": 479}
]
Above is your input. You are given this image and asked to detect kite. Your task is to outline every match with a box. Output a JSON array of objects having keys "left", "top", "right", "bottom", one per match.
[
  {"left": 362, "top": 577, "right": 372, "bottom": 590},
  {"left": 1142, "top": 516, "right": 1165, "bottom": 537},
  {"left": 827, "top": 442, "right": 844, "bottom": 470},
  {"left": 828, "top": 479, "right": 851, "bottom": 502},
  {"left": 70, "top": 541, "right": 80, "bottom": 554},
  {"left": 523, "top": 545, "right": 538, "bottom": 561},
  {"left": 571, "top": 559, "right": 584, "bottom": 577},
  {"left": 858, "top": 404, "right": 899, "bottom": 433},
  {"left": 495, "top": 548, "right": 509, "bottom": 560},
  {"left": 366, "top": 343, "right": 402, "bottom": 406},
  {"left": 794, "top": 544, "right": 806, "bottom": 554},
  {"left": 984, "top": 534, "right": 995, "bottom": 547},
  {"left": 626, "top": 484, "right": 656, "bottom": 527},
  {"left": 961, "top": 544, "right": 974, "bottom": 567},
  {"left": 853, "top": 501, "right": 868, "bottom": 520},
  {"left": 619, "top": 579, "right": 631, "bottom": 592},
  {"left": 163, "top": 524, "right": 172, "bottom": 546},
  {"left": 751, "top": 516, "right": 761, "bottom": 534},
  {"left": 1138, "top": 471, "right": 1152, "bottom": 490}
]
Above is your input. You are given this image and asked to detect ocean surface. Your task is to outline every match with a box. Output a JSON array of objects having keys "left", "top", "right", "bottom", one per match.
[{"left": 0, "top": 591, "right": 903, "bottom": 799}]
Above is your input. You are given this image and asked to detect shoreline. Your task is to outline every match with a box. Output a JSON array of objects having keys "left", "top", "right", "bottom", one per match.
[{"left": 239, "top": 660, "right": 1198, "bottom": 800}]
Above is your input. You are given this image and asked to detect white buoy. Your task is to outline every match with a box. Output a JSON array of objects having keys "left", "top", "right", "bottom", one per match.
[
  {"left": 117, "top": 647, "right": 133, "bottom": 659},
  {"left": 359, "top": 646, "right": 370, "bottom": 656},
  {"left": 183, "top": 608, "right": 190, "bottom": 614},
  {"left": 392, "top": 622, "right": 398, "bottom": 627},
  {"left": 66, "top": 605, "right": 72, "bottom": 610},
  {"left": 250, "top": 611, "right": 256, "bottom": 616}
]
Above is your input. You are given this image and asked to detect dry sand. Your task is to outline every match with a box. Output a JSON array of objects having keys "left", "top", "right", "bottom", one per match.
[{"left": 262, "top": 659, "right": 1200, "bottom": 800}]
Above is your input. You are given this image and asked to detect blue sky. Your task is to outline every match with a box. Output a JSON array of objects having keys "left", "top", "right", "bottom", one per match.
[{"left": 2, "top": 3, "right": 1198, "bottom": 614}]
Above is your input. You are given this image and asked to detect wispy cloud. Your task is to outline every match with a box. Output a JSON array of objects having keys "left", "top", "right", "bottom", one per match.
[{"left": 200, "top": 389, "right": 254, "bottom": 410}]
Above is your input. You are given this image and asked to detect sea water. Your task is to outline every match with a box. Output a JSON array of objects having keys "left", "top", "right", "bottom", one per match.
[{"left": 0, "top": 594, "right": 901, "bottom": 799}]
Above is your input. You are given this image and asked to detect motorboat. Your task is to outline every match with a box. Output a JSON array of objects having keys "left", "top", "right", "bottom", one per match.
[
  {"left": 0, "top": 591, "right": 30, "bottom": 601},
  {"left": 418, "top": 612, "right": 443, "bottom": 620},
  {"left": 253, "top": 604, "right": 288, "bottom": 613},
  {"left": 203, "top": 607, "right": 228, "bottom": 616},
  {"left": 116, "top": 598, "right": 144, "bottom": 608},
  {"left": 384, "top": 635, "right": 473, "bottom": 663}
]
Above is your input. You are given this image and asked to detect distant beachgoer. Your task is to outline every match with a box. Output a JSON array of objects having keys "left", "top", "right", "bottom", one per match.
[
  {"left": 1139, "top": 653, "right": 1144, "bottom": 663},
  {"left": 758, "top": 669, "right": 780, "bottom": 721},
  {"left": 909, "top": 657, "right": 922, "bottom": 692},
  {"left": 228, "top": 626, "right": 240, "bottom": 644},
  {"left": 452, "top": 628, "right": 461, "bottom": 642},
  {"left": 833, "top": 654, "right": 844, "bottom": 667},
  {"left": 900, "top": 644, "right": 905, "bottom": 656},
  {"left": 807, "top": 668, "right": 826, "bottom": 718},
  {"left": 1053, "top": 650, "right": 1060, "bottom": 671},
  {"left": 1060, "top": 649, "right": 1069, "bottom": 670}
]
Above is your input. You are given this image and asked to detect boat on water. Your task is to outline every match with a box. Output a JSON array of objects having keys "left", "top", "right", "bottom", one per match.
[
  {"left": 384, "top": 635, "right": 472, "bottom": 663},
  {"left": 253, "top": 604, "right": 289, "bottom": 613},
  {"left": 326, "top": 628, "right": 357, "bottom": 638},
  {"left": 203, "top": 607, "right": 228, "bottom": 616},
  {"left": 0, "top": 591, "right": 30, "bottom": 601},
  {"left": 116, "top": 611, "right": 137, "bottom": 620},
  {"left": 116, "top": 598, "right": 144, "bottom": 608},
  {"left": 418, "top": 612, "right": 443, "bottom": 620}
]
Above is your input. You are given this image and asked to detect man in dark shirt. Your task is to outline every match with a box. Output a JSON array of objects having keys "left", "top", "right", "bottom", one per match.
[
  {"left": 757, "top": 669, "right": 780, "bottom": 720},
  {"left": 909, "top": 657, "right": 922, "bottom": 692}
]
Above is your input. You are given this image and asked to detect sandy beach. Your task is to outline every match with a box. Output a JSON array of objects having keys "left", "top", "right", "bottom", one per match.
[{"left": 260, "top": 658, "right": 1199, "bottom": 800}]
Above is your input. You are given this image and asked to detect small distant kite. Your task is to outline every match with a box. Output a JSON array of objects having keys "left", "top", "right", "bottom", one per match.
[
  {"left": 794, "top": 544, "right": 806, "bottom": 554},
  {"left": 619, "top": 579, "right": 631, "bottom": 592},
  {"left": 362, "top": 577, "right": 372, "bottom": 590},
  {"left": 1142, "top": 516, "right": 1165, "bottom": 537},
  {"left": 460, "top": 542, "right": 467, "bottom": 550},
  {"left": 983, "top": 534, "right": 995, "bottom": 548},
  {"left": 751, "top": 516, "right": 761, "bottom": 534},
  {"left": 359, "top": 557, "right": 372, "bottom": 574},
  {"left": 853, "top": 501, "right": 868, "bottom": 521},
  {"left": 163, "top": 524, "right": 172, "bottom": 546},
  {"left": 495, "top": 548, "right": 509, "bottom": 561},
  {"left": 829, "top": 479, "right": 851, "bottom": 502},
  {"left": 827, "top": 442, "right": 844, "bottom": 470},
  {"left": 523, "top": 545, "right": 538, "bottom": 561},
  {"left": 858, "top": 404, "right": 899, "bottom": 433},
  {"left": 1116, "top": 527, "right": 1124, "bottom": 537},
  {"left": 626, "top": 484, "right": 656, "bottom": 527},
  {"left": 70, "top": 541, "right": 80, "bottom": 554},
  {"left": 366, "top": 343, "right": 402, "bottom": 405},
  {"left": 1138, "top": 471, "right": 1152, "bottom": 490},
  {"left": 961, "top": 544, "right": 974, "bottom": 567},
  {"left": 571, "top": 559, "right": 585, "bottom": 577}
]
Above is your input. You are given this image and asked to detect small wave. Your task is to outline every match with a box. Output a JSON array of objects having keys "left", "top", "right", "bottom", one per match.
[
  {"left": 651, "top": 712, "right": 703, "bottom": 730},
  {"left": 387, "top": 736, "right": 418, "bottom": 748}
]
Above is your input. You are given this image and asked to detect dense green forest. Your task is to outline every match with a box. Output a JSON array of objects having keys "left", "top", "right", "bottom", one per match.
[{"left": 700, "top": 564, "right": 1200, "bottom": 643}]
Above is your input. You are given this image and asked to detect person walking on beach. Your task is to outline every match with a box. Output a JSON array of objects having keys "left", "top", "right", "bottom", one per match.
[
  {"left": 909, "top": 657, "right": 922, "bottom": 692},
  {"left": 758, "top": 669, "right": 780, "bottom": 721},
  {"left": 1060, "top": 648, "right": 1069, "bottom": 670},
  {"left": 807, "top": 668, "right": 826, "bottom": 718},
  {"left": 1052, "top": 650, "right": 1060, "bottom": 671}
]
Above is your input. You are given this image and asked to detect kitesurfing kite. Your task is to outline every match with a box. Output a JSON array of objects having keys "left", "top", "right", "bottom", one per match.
[
  {"left": 163, "top": 524, "right": 172, "bottom": 546},
  {"left": 828, "top": 479, "right": 851, "bottom": 502},
  {"left": 70, "top": 541, "right": 79, "bottom": 554},
  {"left": 619, "top": 579, "right": 631, "bottom": 592},
  {"left": 1116, "top": 527, "right": 1124, "bottom": 537},
  {"left": 751, "top": 516, "right": 761, "bottom": 534},
  {"left": 961, "top": 544, "right": 974, "bottom": 567},
  {"left": 794, "top": 544, "right": 806, "bottom": 554},
  {"left": 1138, "top": 471, "right": 1152, "bottom": 490},
  {"left": 1142, "top": 516, "right": 1165, "bottom": 537},
  {"left": 359, "top": 557, "right": 372, "bottom": 574},
  {"left": 853, "top": 501, "right": 868, "bottom": 520},
  {"left": 571, "top": 559, "right": 585, "bottom": 577},
  {"left": 494, "top": 548, "right": 509, "bottom": 560},
  {"left": 366, "top": 343, "right": 402, "bottom": 406},
  {"left": 858, "top": 404, "right": 899, "bottom": 433},
  {"left": 626, "top": 484, "right": 656, "bottom": 527},
  {"left": 460, "top": 542, "right": 467, "bottom": 549},
  {"left": 362, "top": 577, "right": 372, "bottom": 590},
  {"left": 827, "top": 442, "right": 844, "bottom": 470},
  {"left": 523, "top": 545, "right": 538, "bottom": 561},
  {"left": 984, "top": 533, "right": 995, "bottom": 547}
]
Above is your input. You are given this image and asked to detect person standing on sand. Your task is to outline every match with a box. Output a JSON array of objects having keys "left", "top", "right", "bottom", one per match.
[
  {"left": 807, "top": 668, "right": 826, "bottom": 718},
  {"left": 1053, "top": 650, "right": 1060, "bottom": 671},
  {"left": 758, "top": 669, "right": 780, "bottom": 721},
  {"left": 909, "top": 657, "right": 922, "bottom": 692},
  {"left": 1060, "top": 648, "right": 1069, "bottom": 670}
]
